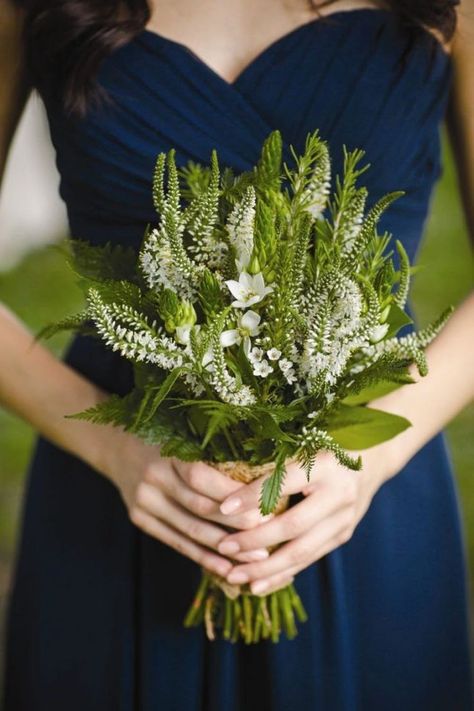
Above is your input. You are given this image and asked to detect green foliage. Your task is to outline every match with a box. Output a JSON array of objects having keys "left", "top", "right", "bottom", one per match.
[
  {"left": 66, "top": 239, "right": 137, "bottom": 282},
  {"left": 324, "top": 404, "right": 412, "bottom": 449},
  {"left": 36, "top": 311, "right": 91, "bottom": 341},
  {"left": 131, "top": 368, "right": 184, "bottom": 430},
  {"left": 42, "top": 129, "right": 453, "bottom": 514},
  {"left": 259, "top": 447, "right": 289, "bottom": 516}
]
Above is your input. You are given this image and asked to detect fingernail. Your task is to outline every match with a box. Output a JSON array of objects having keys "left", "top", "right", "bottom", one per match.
[
  {"left": 227, "top": 570, "right": 249, "bottom": 584},
  {"left": 216, "top": 563, "right": 232, "bottom": 577},
  {"left": 220, "top": 497, "right": 242, "bottom": 515},
  {"left": 238, "top": 549, "right": 269, "bottom": 562},
  {"left": 218, "top": 541, "right": 240, "bottom": 555},
  {"left": 251, "top": 580, "right": 269, "bottom": 594}
]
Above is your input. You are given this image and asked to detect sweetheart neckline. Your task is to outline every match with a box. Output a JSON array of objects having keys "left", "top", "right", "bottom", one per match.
[{"left": 136, "top": 7, "right": 449, "bottom": 89}]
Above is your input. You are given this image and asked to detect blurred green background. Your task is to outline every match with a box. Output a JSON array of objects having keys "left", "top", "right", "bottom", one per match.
[{"left": 0, "top": 133, "right": 473, "bottom": 669}]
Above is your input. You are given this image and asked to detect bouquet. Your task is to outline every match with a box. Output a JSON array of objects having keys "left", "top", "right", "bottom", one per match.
[{"left": 41, "top": 130, "right": 452, "bottom": 643}]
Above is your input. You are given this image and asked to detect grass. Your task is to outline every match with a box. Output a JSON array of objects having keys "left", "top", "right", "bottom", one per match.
[{"left": 0, "top": 133, "right": 473, "bottom": 651}]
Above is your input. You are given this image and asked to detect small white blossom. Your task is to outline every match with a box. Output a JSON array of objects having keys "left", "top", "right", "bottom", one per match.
[
  {"left": 283, "top": 368, "right": 297, "bottom": 384},
  {"left": 267, "top": 347, "right": 281, "bottom": 361},
  {"left": 248, "top": 347, "right": 264, "bottom": 364},
  {"left": 252, "top": 359, "right": 273, "bottom": 378},
  {"left": 279, "top": 358, "right": 294, "bottom": 373}
]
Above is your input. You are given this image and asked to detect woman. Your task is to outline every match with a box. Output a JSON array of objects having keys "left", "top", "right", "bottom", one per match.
[{"left": 1, "top": 0, "right": 473, "bottom": 708}]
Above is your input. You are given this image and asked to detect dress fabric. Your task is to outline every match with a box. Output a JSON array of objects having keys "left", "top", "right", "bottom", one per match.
[{"left": 3, "top": 9, "right": 474, "bottom": 710}]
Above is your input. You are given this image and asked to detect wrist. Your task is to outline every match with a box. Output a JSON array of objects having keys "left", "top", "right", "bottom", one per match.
[{"left": 358, "top": 436, "right": 403, "bottom": 495}]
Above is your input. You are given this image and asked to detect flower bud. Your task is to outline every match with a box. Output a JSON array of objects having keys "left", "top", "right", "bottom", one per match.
[
  {"left": 248, "top": 254, "right": 261, "bottom": 275},
  {"left": 176, "top": 301, "right": 197, "bottom": 328},
  {"left": 380, "top": 304, "right": 391, "bottom": 323}
]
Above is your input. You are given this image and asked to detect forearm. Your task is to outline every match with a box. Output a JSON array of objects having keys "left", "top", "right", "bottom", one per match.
[
  {"left": 0, "top": 303, "right": 126, "bottom": 475},
  {"left": 370, "top": 291, "right": 474, "bottom": 481},
  {"left": 447, "top": 3, "right": 474, "bottom": 241}
]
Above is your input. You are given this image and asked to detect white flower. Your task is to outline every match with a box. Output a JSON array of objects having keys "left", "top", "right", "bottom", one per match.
[
  {"left": 283, "top": 368, "right": 297, "bottom": 384},
  {"left": 248, "top": 346, "right": 264, "bottom": 364},
  {"left": 308, "top": 411, "right": 318, "bottom": 419},
  {"left": 225, "top": 272, "right": 273, "bottom": 309},
  {"left": 235, "top": 250, "right": 252, "bottom": 273},
  {"left": 252, "top": 359, "right": 274, "bottom": 378},
  {"left": 220, "top": 310, "right": 261, "bottom": 354},
  {"left": 278, "top": 358, "right": 294, "bottom": 373},
  {"left": 267, "top": 347, "right": 281, "bottom": 361}
]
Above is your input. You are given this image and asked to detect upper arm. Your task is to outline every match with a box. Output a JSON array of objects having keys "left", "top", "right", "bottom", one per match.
[
  {"left": 0, "top": 0, "right": 32, "bottom": 184},
  {"left": 447, "top": 0, "right": 474, "bottom": 247}
]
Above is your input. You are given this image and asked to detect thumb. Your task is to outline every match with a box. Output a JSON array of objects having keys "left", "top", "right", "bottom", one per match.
[{"left": 219, "top": 460, "right": 311, "bottom": 515}]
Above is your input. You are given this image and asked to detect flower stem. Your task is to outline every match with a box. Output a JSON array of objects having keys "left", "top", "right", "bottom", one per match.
[
  {"left": 288, "top": 583, "right": 308, "bottom": 622},
  {"left": 223, "top": 596, "right": 232, "bottom": 640},
  {"left": 243, "top": 594, "right": 253, "bottom": 644},
  {"left": 183, "top": 572, "right": 210, "bottom": 627},
  {"left": 222, "top": 425, "right": 240, "bottom": 459}
]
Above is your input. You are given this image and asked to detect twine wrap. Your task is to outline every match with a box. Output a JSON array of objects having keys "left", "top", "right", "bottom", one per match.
[{"left": 204, "top": 458, "right": 296, "bottom": 599}]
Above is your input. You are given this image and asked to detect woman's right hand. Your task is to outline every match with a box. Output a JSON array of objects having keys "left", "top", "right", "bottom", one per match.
[
  {"left": 103, "top": 430, "right": 274, "bottom": 578},
  {"left": 0, "top": 301, "right": 277, "bottom": 582}
]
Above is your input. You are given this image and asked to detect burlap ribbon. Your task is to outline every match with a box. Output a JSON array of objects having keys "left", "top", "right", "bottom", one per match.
[{"left": 205, "top": 458, "right": 296, "bottom": 599}]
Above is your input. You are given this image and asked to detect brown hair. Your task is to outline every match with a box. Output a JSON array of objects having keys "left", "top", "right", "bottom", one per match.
[{"left": 14, "top": 0, "right": 459, "bottom": 118}]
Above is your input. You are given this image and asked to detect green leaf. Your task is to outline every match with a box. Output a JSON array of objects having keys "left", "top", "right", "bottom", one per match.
[
  {"left": 255, "top": 130, "right": 283, "bottom": 193},
  {"left": 384, "top": 303, "right": 413, "bottom": 339},
  {"left": 201, "top": 412, "right": 235, "bottom": 449},
  {"left": 83, "top": 279, "right": 143, "bottom": 309},
  {"left": 65, "top": 392, "right": 139, "bottom": 427},
  {"left": 132, "top": 368, "right": 183, "bottom": 429},
  {"left": 325, "top": 404, "right": 411, "bottom": 449},
  {"left": 252, "top": 412, "right": 296, "bottom": 444},
  {"left": 160, "top": 437, "right": 203, "bottom": 461},
  {"left": 35, "top": 311, "right": 90, "bottom": 341},
  {"left": 342, "top": 378, "right": 412, "bottom": 406},
  {"left": 259, "top": 449, "right": 288, "bottom": 515},
  {"left": 68, "top": 240, "right": 137, "bottom": 282}
]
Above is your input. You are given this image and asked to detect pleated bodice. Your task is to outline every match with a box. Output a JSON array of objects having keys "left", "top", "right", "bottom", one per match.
[{"left": 45, "top": 8, "right": 451, "bottom": 266}]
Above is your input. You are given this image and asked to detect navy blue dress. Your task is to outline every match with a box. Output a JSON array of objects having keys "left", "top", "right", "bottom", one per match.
[{"left": 4, "top": 9, "right": 473, "bottom": 710}]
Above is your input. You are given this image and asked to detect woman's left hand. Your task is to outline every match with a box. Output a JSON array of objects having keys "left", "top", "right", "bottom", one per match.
[{"left": 216, "top": 444, "right": 395, "bottom": 594}]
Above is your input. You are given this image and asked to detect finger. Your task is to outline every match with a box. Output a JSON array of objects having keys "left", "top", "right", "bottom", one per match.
[
  {"left": 223, "top": 508, "right": 353, "bottom": 584},
  {"left": 250, "top": 572, "right": 297, "bottom": 596},
  {"left": 233, "top": 548, "right": 270, "bottom": 563},
  {"left": 149, "top": 463, "right": 221, "bottom": 519},
  {"left": 149, "top": 465, "right": 274, "bottom": 531},
  {"left": 218, "top": 485, "right": 346, "bottom": 553},
  {"left": 172, "top": 458, "right": 243, "bottom": 500},
  {"left": 252, "top": 574, "right": 295, "bottom": 596},
  {"left": 219, "top": 455, "right": 334, "bottom": 516},
  {"left": 136, "top": 482, "right": 231, "bottom": 554},
  {"left": 129, "top": 507, "right": 233, "bottom": 577},
  {"left": 249, "top": 525, "right": 353, "bottom": 594}
]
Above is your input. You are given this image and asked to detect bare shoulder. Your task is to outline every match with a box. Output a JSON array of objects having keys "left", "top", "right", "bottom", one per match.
[
  {"left": 450, "top": 0, "right": 474, "bottom": 57},
  {"left": 0, "top": 0, "right": 31, "bottom": 180},
  {"left": 0, "top": 0, "right": 27, "bottom": 43}
]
